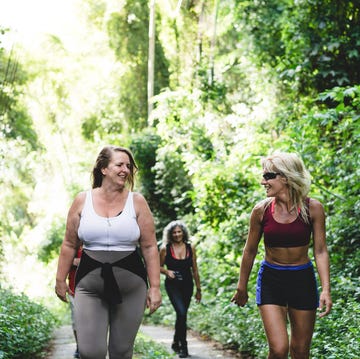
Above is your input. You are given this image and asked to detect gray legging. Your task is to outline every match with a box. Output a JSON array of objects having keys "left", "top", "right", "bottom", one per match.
[{"left": 74, "top": 250, "right": 147, "bottom": 359}]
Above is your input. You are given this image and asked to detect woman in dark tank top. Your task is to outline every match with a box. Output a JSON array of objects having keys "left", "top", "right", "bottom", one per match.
[{"left": 159, "top": 220, "right": 201, "bottom": 358}]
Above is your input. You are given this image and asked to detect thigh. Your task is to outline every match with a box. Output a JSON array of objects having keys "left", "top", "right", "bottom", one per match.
[
  {"left": 288, "top": 308, "right": 316, "bottom": 348},
  {"left": 166, "top": 281, "right": 187, "bottom": 315},
  {"left": 75, "top": 272, "right": 109, "bottom": 359},
  {"left": 108, "top": 268, "right": 147, "bottom": 358},
  {"left": 259, "top": 305, "right": 289, "bottom": 350},
  {"left": 182, "top": 279, "right": 194, "bottom": 308}
]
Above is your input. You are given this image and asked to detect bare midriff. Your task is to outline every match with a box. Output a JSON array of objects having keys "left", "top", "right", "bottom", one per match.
[{"left": 265, "top": 245, "right": 310, "bottom": 266}]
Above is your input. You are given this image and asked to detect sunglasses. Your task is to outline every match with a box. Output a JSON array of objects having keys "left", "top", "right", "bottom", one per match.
[{"left": 263, "top": 172, "right": 281, "bottom": 180}]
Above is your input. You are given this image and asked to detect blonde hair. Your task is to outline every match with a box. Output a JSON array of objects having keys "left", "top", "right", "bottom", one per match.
[{"left": 261, "top": 152, "right": 311, "bottom": 223}]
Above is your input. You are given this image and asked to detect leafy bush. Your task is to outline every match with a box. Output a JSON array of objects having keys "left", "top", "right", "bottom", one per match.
[
  {"left": 311, "top": 296, "right": 360, "bottom": 358},
  {"left": 134, "top": 332, "right": 174, "bottom": 359},
  {"left": 0, "top": 287, "right": 56, "bottom": 359}
]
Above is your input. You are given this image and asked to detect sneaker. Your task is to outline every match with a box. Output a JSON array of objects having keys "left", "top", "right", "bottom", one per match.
[{"left": 179, "top": 341, "right": 189, "bottom": 358}]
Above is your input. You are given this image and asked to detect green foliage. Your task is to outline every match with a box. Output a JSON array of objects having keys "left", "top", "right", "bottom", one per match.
[
  {"left": 38, "top": 217, "right": 66, "bottom": 263},
  {"left": 311, "top": 295, "right": 360, "bottom": 358},
  {"left": 131, "top": 129, "right": 195, "bottom": 238},
  {"left": 152, "top": 146, "right": 195, "bottom": 234},
  {"left": 236, "top": 0, "right": 360, "bottom": 96},
  {"left": 194, "top": 167, "right": 255, "bottom": 231},
  {"left": 0, "top": 143, "right": 39, "bottom": 276},
  {"left": 280, "top": 85, "right": 360, "bottom": 276},
  {"left": 107, "top": 0, "right": 169, "bottom": 130},
  {"left": 134, "top": 332, "right": 174, "bottom": 359},
  {"left": 130, "top": 130, "right": 162, "bottom": 211},
  {"left": 0, "top": 287, "right": 56, "bottom": 359},
  {"left": 0, "top": 32, "right": 38, "bottom": 149}
]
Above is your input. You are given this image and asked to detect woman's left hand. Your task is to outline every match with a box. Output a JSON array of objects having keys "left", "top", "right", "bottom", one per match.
[
  {"left": 318, "top": 290, "right": 332, "bottom": 317},
  {"left": 195, "top": 289, "right": 202, "bottom": 303},
  {"left": 147, "top": 287, "right": 162, "bottom": 314}
]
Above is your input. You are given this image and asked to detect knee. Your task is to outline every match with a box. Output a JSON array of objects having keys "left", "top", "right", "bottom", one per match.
[
  {"left": 290, "top": 343, "right": 310, "bottom": 359},
  {"left": 176, "top": 312, "right": 187, "bottom": 321},
  {"left": 268, "top": 343, "right": 289, "bottom": 359},
  {"left": 79, "top": 348, "right": 106, "bottom": 359}
]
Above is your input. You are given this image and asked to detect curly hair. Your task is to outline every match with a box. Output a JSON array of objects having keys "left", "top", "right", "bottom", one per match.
[
  {"left": 162, "top": 220, "right": 190, "bottom": 244},
  {"left": 261, "top": 152, "right": 311, "bottom": 223},
  {"left": 91, "top": 145, "right": 138, "bottom": 190}
]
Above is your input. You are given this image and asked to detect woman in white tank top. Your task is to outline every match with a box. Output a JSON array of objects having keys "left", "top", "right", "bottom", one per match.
[{"left": 55, "top": 145, "right": 161, "bottom": 359}]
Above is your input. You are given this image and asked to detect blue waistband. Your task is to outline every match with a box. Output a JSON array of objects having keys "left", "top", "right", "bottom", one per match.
[{"left": 262, "top": 260, "right": 313, "bottom": 271}]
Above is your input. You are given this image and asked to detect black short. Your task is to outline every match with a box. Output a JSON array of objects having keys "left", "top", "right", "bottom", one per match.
[{"left": 256, "top": 261, "right": 319, "bottom": 310}]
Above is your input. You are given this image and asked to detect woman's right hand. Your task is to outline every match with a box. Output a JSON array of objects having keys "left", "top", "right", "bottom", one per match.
[
  {"left": 55, "top": 280, "right": 69, "bottom": 303},
  {"left": 231, "top": 288, "right": 248, "bottom": 307},
  {"left": 166, "top": 270, "right": 176, "bottom": 279}
]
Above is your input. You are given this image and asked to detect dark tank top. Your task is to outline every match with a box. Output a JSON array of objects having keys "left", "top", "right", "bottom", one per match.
[
  {"left": 262, "top": 198, "right": 312, "bottom": 248},
  {"left": 165, "top": 243, "right": 193, "bottom": 282}
]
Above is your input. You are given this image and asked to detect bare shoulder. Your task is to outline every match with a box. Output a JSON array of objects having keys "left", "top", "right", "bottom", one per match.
[
  {"left": 132, "top": 192, "right": 153, "bottom": 218},
  {"left": 70, "top": 191, "right": 87, "bottom": 212},
  {"left": 252, "top": 199, "right": 268, "bottom": 220},
  {"left": 132, "top": 191, "right": 147, "bottom": 206},
  {"left": 309, "top": 197, "right": 325, "bottom": 218},
  {"left": 309, "top": 197, "right": 324, "bottom": 209}
]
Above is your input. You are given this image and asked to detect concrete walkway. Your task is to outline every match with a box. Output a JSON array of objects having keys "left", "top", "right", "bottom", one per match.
[
  {"left": 140, "top": 324, "right": 239, "bottom": 359},
  {"left": 49, "top": 324, "right": 240, "bottom": 359},
  {"left": 49, "top": 325, "right": 78, "bottom": 359}
]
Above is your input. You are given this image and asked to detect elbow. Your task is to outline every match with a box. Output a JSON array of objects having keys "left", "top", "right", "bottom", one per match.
[{"left": 243, "top": 247, "right": 257, "bottom": 259}]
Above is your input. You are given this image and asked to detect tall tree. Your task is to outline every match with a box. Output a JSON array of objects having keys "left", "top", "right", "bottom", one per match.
[{"left": 107, "top": 0, "right": 170, "bottom": 130}]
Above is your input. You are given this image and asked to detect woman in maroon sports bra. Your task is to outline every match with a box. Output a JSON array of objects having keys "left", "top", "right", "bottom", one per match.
[{"left": 231, "top": 152, "right": 332, "bottom": 359}]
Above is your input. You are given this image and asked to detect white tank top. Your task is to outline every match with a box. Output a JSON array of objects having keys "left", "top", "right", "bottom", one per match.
[{"left": 78, "top": 190, "right": 140, "bottom": 251}]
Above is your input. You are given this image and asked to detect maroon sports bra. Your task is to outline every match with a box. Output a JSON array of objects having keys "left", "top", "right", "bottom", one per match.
[{"left": 262, "top": 199, "right": 312, "bottom": 248}]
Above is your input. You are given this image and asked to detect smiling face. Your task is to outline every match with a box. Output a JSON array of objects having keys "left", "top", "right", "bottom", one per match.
[
  {"left": 261, "top": 171, "right": 287, "bottom": 197},
  {"left": 171, "top": 226, "right": 184, "bottom": 243},
  {"left": 102, "top": 150, "right": 131, "bottom": 188},
  {"left": 92, "top": 146, "right": 137, "bottom": 189}
]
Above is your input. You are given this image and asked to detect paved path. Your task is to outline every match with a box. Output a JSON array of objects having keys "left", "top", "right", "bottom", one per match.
[
  {"left": 49, "top": 325, "right": 78, "bottom": 359},
  {"left": 140, "top": 324, "right": 239, "bottom": 359},
  {"left": 49, "top": 324, "right": 240, "bottom": 359}
]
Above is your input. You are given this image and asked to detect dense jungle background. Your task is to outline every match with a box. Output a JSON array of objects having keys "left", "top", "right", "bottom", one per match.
[{"left": 0, "top": 0, "right": 359, "bottom": 358}]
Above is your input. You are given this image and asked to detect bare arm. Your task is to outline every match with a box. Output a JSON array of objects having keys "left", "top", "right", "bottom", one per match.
[
  {"left": 231, "top": 204, "right": 263, "bottom": 306},
  {"left": 311, "top": 199, "right": 332, "bottom": 317},
  {"left": 135, "top": 192, "right": 161, "bottom": 314},
  {"left": 55, "top": 192, "right": 85, "bottom": 302},
  {"left": 191, "top": 244, "right": 202, "bottom": 302}
]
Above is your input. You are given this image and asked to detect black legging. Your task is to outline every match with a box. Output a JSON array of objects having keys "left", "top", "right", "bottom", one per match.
[{"left": 165, "top": 278, "right": 193, "bottom": 343}]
